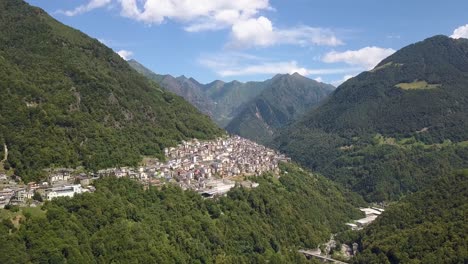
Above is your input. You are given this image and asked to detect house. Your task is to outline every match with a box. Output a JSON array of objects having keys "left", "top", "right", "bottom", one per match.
[{"left": 46, "top": 184, "right": 83, "bottom": 200}]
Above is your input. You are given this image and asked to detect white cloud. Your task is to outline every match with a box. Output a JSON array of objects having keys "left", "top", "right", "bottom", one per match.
[
  {"left": 323, "top": 46, "right": 395, "bottom": 70},
  {"left": 117, "top": 50, "right": 133, "bottom": 60},
  {"left": 314, "top": 77, "right": 323, "bottom": 82},
  {"left": 199, "top": 52, "right": 360, "bottom": 77},
  {"left": 228, "top": 16, "right": 342, "bottom": 48},
  {"left": 451, "top": 24, "right": 468, "bottom": 39},
  {"left": 61, "top": 0, "right": 341, "bottom": 49},
  {"left": 59, "top": 0, "right": 111, "bottom": 16},
  {"left": 117, "top": 0, "right": 270, "bottom": 29}
]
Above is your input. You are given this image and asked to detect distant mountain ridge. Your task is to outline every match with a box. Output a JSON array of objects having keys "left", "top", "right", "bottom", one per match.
[
  {"left": 129, "top": 59, "right": 269, "bottom": 127},
  {"left": 128, "top": 60, "right": 334, "bottom": 138},
  {"left": 226, "top": 73, "right": 334, "bottom": 144}
]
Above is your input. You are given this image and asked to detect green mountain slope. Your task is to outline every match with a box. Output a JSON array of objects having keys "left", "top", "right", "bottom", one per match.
[
  {"left": 128, "top": 59, "right": 215, "bottom": 116},
  {"left": 275, "top": 36, "right": 468, "bottom": 201},
  {"left": 0, "top": 163, "right": 364, "bottom": 263},
  {"left": 296, "top": 35, "right": 468, "bottom": 141},
  {"left": 206, "top": 80, "right": 269, "bottom": 127},
  {"left": 128, "top": 60, "right": 271, "bottom": 127},
  {"left": 352, "top": 170, "right": 468, "bottom": 264},
  {"left": 226, "top": 73, "right": 334, "bottom": 144},
  {"left": 0, "top": 0, "right": 222, "bottom": 182}
]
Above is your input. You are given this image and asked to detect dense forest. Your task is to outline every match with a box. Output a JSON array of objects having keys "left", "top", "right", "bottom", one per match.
[
  {"left": 0, "top": 0, "right": 223, "bottom": 182},
  {"left": 351, "top": 170, "right": 468, "bottom": 263},
  {"left": 274, "top": 36, "right": 468, "bottom": 202},
  {"left": 0, "top": 163, "right": 364, "bottom": 263}
]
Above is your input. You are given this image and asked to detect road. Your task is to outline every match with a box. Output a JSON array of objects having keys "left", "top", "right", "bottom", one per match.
[{"left": 299, "top": 249, "right": 348, "bottom": 264}]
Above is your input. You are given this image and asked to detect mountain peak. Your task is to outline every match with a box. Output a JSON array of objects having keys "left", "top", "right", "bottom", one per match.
[{"left": 291, "top": 72, "right": 303, "bottom": 77}]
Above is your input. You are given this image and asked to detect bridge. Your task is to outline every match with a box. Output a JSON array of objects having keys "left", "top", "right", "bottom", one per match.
[{"left": 299, "top": 249, "right": 348, "bottom": 264}]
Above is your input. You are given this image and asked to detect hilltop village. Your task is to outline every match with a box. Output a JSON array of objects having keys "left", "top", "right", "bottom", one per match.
[{"left": 0, "top": 136, "right": 290, "bottom": 207}]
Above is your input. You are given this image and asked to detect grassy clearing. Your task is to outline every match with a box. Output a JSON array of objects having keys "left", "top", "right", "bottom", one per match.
[
  {"left": 0, "top": 206, "right": 46, "bottom": 228},
  {"left": 370, "top": 62, "right": 403, "bottom": 72},
  {"left": 395, "top": 80, "right": 441, "bottom": 90}
]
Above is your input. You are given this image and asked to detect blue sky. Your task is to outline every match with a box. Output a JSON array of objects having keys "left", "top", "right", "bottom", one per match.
[{"left": 26, "top": 0, "right": 468, "bottom": 85}]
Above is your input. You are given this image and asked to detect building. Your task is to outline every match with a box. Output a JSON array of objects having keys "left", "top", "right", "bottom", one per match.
[{"left": 46, "top": 184, "right": 83, "bottom": 200}]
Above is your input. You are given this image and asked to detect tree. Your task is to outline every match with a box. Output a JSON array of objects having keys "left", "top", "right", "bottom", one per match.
[{"left": 32, "top": 191, "right": 43, "bottom": 202}]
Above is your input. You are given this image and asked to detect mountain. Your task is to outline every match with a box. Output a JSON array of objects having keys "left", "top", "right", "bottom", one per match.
[
  {"left": 296, "top": 35, "right": 468, "bottom": 141},
  {"left": 129, "top": 60, "right": 335, "bottom": 135},
  {"left": 351, "top": 170, "right": 468, "bottom": 263},
  {"left": 129, "top": 60, "right": 269, "bottom": 127},
  {"left": 226, "top": 73, "right": 334, "bottom": 144},
  {"left": 275, "top": 36, "right": 468, "bottom": 201},
  {"left": 0, "top": 0, "right": 223, "bottom": 182},
  {"left": 128, "top": 60, "right": 215, "bottom": 115},
  {"left": 206, "top": 80, "right": 268, "bottom": 127}
]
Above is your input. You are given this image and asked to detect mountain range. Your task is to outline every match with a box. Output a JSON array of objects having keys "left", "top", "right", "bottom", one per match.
[
  {"left": 129, "top": 60, "right": 334, "bottom": 143},
  {"left": 0, "top": 0, "right": 467, "bottom": 263}
]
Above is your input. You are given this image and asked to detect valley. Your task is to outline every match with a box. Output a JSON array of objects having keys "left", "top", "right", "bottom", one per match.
[{"left": 0, "top": 0, "right": 467, "bottom": 263}]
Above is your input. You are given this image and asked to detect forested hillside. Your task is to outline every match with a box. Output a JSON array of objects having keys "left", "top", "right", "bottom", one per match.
[
  {"left": 130, "top": 60, "right": 334, "bottom": 135},
  {"left": 351, "top": 170, "right": 468, "bottom": 263},
  {"left": 275, "top": 36, "right": 468, "bottom": 201},
  {"left": 0, "top": 0, "right": 223, "bottom": 182},
  {"left": 129, "top": 59, "right": 268, "bottom": 127},
  {"left": 0, "top": 163, "right": 364, "bottom": 263},
  {"left": 226, "top": 73, "right": 333, "bottom": 144},
  {"left": 128, "top": 60, "right": 215, "bottom": 116}
]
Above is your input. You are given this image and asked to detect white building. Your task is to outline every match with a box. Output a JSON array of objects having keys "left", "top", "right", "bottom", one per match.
[{"left": 46, "top": 185, "right": 83, "bottom": 200}]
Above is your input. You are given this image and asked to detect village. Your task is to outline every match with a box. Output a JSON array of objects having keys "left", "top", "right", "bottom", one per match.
[{"left": 0, "top": 135, "right": 290, "bottom": 207}]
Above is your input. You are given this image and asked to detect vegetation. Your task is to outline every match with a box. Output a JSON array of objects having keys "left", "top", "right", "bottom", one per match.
[
  {"left": 274, "top": 35, "right": 468, "bottom": 202},
  {"left": 226, "top": 73, "right": 334, "bottom": 144},
  {"left": 351, "top": 170, "right": 468, "bottom": 263},
  {"left": 128, "top": 60, "right": 216, "bottom": 117},
  {"left": 395, "top": 80, "right": 440, "bottom": 90},
  {"left": 131, "top": 59, "right": 335, "bottom": 144},
  {"left": 0, "top": 163, "right": 363, "bottom": 263},
  {"left": 0, "top": 0, "right": 223, "bottom": 182},
  {"left": 129, "top": 59, "right": 269, "bottom": 127}
]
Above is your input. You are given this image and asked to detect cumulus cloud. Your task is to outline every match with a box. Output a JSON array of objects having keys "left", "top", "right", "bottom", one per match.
[
  {"left": 115, "top": 0, "right": 270, "bottom": 30},
  {"left": 451, "top": 24, "right": 468, "bottom": 39},
  {"left": 58, "top": 0, "right": 111, "bottom": 16},
  {"left": 323, "top": 46, "right": 395, "bottom": 70},
  {"left": 199, "top": 52, "right": 360, "bottom": 77},
  {"left": 61, "top": 0, "right": 341, "bottom": 49},
  {"left": 228, "top": 16, "right": 342, "bottom": 48},
  {"left": 117, "top": 50, "right": 133, "bottom": 60}
]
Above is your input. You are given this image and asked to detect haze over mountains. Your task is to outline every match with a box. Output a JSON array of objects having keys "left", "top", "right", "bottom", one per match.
[{"left": 129, "top": 59, "right": 334, "bottom": 143}]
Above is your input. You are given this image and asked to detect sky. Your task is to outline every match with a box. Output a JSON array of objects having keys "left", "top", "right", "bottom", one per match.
[{"left": 26, "top": 0, "right": 468, "bottom": 85}]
